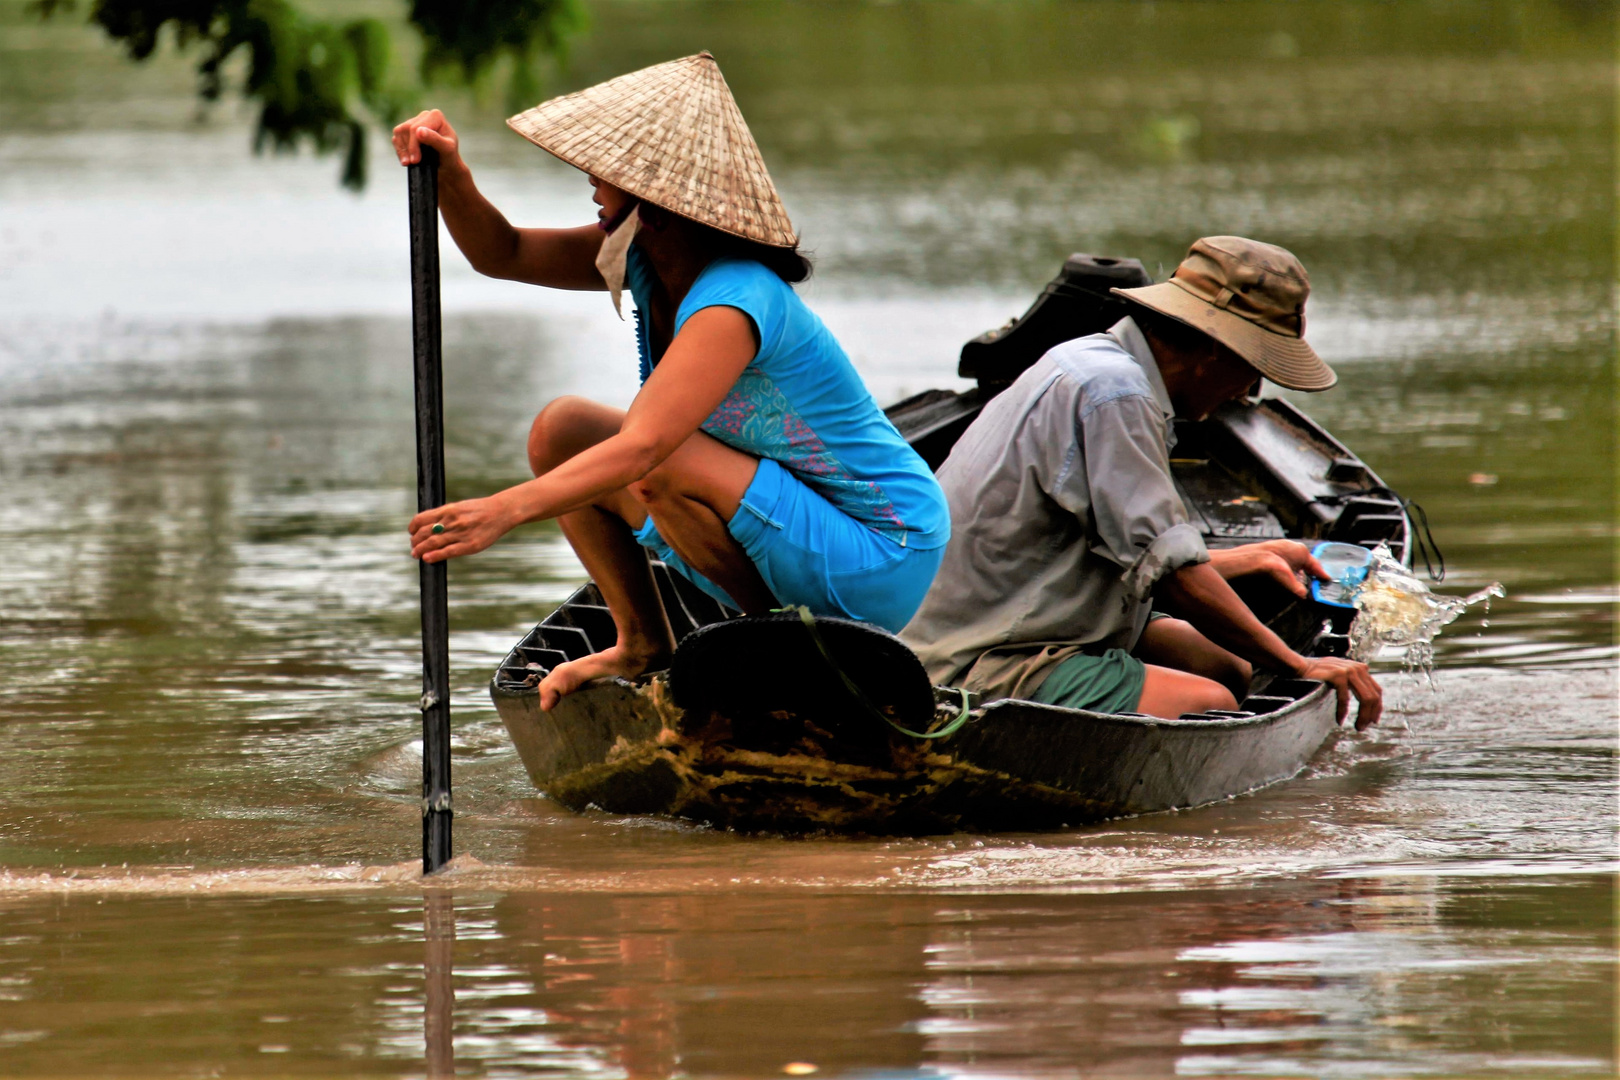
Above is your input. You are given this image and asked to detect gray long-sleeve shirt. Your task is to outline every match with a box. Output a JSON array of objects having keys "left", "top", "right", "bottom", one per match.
[{"left": 900, "top": 317, "right": 1210, "bottom": 690}]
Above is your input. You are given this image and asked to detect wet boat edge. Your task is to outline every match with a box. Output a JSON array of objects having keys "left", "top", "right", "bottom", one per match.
[{"left": 489, "top": 671, "right": 1343, "bottom": 834}]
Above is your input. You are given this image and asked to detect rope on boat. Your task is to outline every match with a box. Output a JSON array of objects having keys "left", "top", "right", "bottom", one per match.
[
  {"left": 1397, "top": 495, "right": 1446, "bottom": 582},
  {"left": 1316, "top": 486, "right": 1446, "bottom": 582},
  {"left": 781, "top": 605, "right": 973, "bottom": 740}
]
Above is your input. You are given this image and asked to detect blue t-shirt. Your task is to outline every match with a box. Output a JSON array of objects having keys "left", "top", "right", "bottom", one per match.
[{"left": 626, "top": 246, "right": 948, "bottom": 549}]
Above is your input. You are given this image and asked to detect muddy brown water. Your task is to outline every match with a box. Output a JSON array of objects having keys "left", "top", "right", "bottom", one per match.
[{"left": 1, "top": 1, "right": 1615, "bottom": 1075}]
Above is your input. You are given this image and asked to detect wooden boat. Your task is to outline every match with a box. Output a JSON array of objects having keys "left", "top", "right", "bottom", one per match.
[{"left": 489, "top": 254, "right": 1414, "bottom": 834}]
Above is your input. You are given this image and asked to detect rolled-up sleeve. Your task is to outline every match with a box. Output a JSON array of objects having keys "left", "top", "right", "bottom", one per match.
[
  {"left": 1122, "top": 521, "right": 1208, "bottom": 600},
  {"left": 1070, "top": 393, "right": 1209, "bottom": 599}
]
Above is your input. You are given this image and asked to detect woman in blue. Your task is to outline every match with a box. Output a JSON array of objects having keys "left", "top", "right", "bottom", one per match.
[{"left": 393, "top": 54, "right": 948, "bottom": 710}]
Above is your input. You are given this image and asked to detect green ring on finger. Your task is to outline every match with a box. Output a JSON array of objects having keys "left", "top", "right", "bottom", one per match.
[{"left": 431, "top": 523, "right": 445, "bottom": 535}]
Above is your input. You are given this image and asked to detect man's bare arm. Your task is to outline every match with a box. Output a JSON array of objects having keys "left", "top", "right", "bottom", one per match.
[
  {"left": 1156, "top": 562, "right": 1383, "bottom": 728},
  {"left": 1157, "top": 562, "right": 1300, "bottom": 672},
  {"left": 1207, "top": 539, "right": 1328, "bottom": 597}
]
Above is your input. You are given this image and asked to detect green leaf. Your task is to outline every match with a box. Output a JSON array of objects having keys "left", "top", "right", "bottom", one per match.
[{"left": 34, "top": 0, "right": 583, "bottom": 189}]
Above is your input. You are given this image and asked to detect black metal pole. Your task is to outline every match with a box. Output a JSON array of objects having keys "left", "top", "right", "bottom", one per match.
[{"left": 408, "top": 145, "right": 452, "bottom": 875}]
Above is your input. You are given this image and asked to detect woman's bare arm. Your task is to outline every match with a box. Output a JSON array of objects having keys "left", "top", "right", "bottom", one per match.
[
  {"left": 393, "top": 109, "right": 604, "bottom": 290},
  {"left": 406, "top": 305, "right": 759, "bottom": 554}
]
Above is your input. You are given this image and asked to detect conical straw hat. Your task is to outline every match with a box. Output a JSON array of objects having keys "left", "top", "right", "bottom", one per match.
[{"left": 508, "top": 52, "right": 798, "bottom": 248}]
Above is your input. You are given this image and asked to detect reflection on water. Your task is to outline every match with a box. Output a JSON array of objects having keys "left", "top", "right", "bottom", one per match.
[
  {"left": 424, "top": 892, "right": 455, "bottom": 1079},
  {"left": 0, "top": 876, "right": 1612, "bottom": 1076},
  {"left": 0, "top": 0, "right": 1615, "bottom": 1075}
]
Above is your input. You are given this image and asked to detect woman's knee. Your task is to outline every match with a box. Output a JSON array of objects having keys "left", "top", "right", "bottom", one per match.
[
  {"left": 527, "top": 396, "right": 622, "bottom": 476},
  {"left": 626, "top": 465, "right": 674, "bottom": 508},
  {"left": 625, "top": 450, "right": 726, "bottom": 510}
]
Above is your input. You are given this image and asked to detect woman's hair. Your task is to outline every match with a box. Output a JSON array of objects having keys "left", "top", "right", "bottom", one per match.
[
  {"left": 639, "top": 202, "right": 813, "bottom": 284},
  {"left": 702, "top": 225, "right": 815, "bottom": 284}
]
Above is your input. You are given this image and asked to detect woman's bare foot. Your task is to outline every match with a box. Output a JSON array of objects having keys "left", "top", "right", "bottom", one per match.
[{"left": 537, "top": 643, "right": 670, "bottom": 711}]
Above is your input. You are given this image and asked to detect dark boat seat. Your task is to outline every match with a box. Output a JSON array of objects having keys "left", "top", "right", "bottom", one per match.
[{"left": 668, "top": 611, "right": 938, "bottom": 743}]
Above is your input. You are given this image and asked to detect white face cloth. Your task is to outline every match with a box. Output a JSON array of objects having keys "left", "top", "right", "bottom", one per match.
[{"left": 593, "top": 205, "right": 641, "bottom": 319}]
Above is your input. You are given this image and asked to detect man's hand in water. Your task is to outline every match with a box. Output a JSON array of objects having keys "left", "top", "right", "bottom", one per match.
[
  {"left": 1296, "top": 656, "right": 1383, "bottom": 730},
  {"left": 409, "top": 495, "right": 517, "bottom": 563},
  {"left": 392, "top": 109, "right": 463, "bottom": 170},
  {"left": 1210, "top": 539, "right": 1329, "bottom": 598}
]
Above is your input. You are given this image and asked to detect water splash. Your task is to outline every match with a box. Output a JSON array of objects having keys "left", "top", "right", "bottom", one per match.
[{"left": 1346, "top": 545, "right": 1504, "bottom": 675}]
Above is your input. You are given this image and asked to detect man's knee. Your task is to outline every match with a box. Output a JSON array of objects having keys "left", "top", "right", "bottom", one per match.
[
  {"left": 1215, "top": 655, "right": 1253, "bottom": 701},
  {"left": 528, "top": 396, "right": 619, "bottom": 476},
  {"left": 1138, "top": 617, "right": 1251, "bottom": 700},
  {"left": 1139, "top": 666, "right": 1239, "bottom": 719},
  {"left": 1189, "top": 680, "right": 1240, "bottom": 714}
]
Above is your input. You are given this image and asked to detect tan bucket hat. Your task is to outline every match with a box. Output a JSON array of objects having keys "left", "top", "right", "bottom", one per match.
[
  {"left": 508, "top": 52, "right": 798, "bottom": 248},
  {"left": 1112, "top": 236, "right": 1336, "bottom": 391}
]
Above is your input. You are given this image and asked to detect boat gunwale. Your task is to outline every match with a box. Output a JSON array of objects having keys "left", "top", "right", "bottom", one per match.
[
  {"left": 969, "top": 681, "right": 1336, "bottom": 733},
  {"left": 487, "top": 667, "right": 1338, "bottom": 738}
]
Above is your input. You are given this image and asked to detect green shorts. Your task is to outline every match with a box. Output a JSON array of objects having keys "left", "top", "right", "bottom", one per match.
[{"left": 1028, "top": 648, "right": 1147, "bottom": 715}]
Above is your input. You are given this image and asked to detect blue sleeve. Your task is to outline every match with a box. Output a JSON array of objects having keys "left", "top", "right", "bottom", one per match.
[{"left": 674, "top": 260, "right": 787, "bottom": 360}]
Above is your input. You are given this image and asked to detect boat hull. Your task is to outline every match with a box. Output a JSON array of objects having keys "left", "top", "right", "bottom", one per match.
[{"left": 492, "top": 673, "right": 1341, "bottom": 834}]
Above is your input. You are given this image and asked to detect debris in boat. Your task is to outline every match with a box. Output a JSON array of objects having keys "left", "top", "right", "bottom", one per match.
[{"left": 517, "top": 674, "right": 1116, "bottom": 834}]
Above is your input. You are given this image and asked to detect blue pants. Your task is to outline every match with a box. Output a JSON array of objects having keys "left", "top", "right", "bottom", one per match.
[{"left": 634, "top": 458, "right": 942, "bottom": 633}]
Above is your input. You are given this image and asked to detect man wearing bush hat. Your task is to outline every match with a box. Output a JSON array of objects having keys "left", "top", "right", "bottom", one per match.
[
  {"left": 1117, "top": 235, "right": 1337, "bottom": 392},
  {"left": 901, "top": 236, "right": 1382, "bottom": 728}
]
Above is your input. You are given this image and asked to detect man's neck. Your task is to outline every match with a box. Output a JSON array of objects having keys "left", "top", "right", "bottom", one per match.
[
  {"left": 1139, "top": 335, "right": 1183, "bottom": 401},
  {"left": 1126, "top": 323, "right": 1186, "bottom": 419}
]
